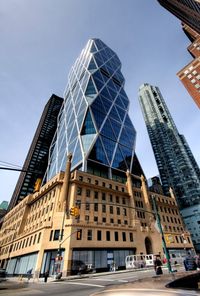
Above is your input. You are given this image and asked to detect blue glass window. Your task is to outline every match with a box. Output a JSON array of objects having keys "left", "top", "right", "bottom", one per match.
[
  {"left": 89, "top": 137, "right": 108, "bottom": 165},
  {"left": 91, "top": 107, "right": 105, "bottom": 130},
  {"left": 90, "top": 43, "right": 97, "bottom": 53},
  {"left": 109, "top": 105, "right": 121, "bottom": 122},
  {"left": 100, "top": 96, "right": 112, "bottom": 113},
  {"left": 88, "top": 57, "right": 97, "bottom": 71},
  {"left": 72, "top": 140, "right": 82, "bottom": 168},
  {"left": 101, "top": 136, "right": 116, "bottom": 163},
  {"left": 81, "top": 111, "right": 96, "bottom": 135},
  {"left": 100, "top": 119, "right": 116, "bottom": 141},
  {"left": 77, "top": 98, "right": 87, "bottom": 116},
  {"left": 91, "top": 96, "right": 106, "bottom": 113},
  {"left": 100, "top": 87, "right": 112, "bottom": 101},
  {"left": 85, "top": 77, "right": 96, "bottom": 97},
  {"left": 115, "top": 106, "right": 126, "bottom": 122},
  {"left": 109, "top": 118, "right": 121, "bottom": 140},
  {"left": 107, "top": 87, "right": 117, "bottom": 101},
  {"left": 119, "top": 144, "right": 132, "bottom": 170},
  {"left": 112, "top": 145, "right": 127, "bottom": 171}
]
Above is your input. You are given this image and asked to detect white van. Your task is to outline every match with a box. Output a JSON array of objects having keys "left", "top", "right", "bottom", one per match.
[{"left": 125, "top": 254, "right": 154, "bottom": 269}]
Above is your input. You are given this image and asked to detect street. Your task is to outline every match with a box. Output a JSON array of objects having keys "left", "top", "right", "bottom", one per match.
[{"left": 1, "top": 268, "right": 199, "bottom": 296}]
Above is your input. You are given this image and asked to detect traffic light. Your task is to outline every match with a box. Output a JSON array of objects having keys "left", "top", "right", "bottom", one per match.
[
  {"left": 70, "top": 207, "right": 79, "bottom": 217},
  {"left": 34, "top": 178, "right": 42, "bottom": 192},
  {"left": 77, "top": 229, "right": 82, "bottom": 240}
]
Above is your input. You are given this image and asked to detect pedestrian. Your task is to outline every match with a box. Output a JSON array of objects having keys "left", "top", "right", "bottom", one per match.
[
  {"left": 44, "top": 270, "right": 49, "bottom": 283},
  {"left": 154, "top": 255, "right": 163, "bottom": 275},
  {"left": 184, "top": 252, "right": 197, "bottom": 271},
  {"left": 27, "top": 268, "right": 32, "bottom": 282}
]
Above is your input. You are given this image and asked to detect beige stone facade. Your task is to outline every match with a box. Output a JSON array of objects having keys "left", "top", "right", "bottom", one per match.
[{"left": 0, "top": 165, "right": 193, "bottom": 277}]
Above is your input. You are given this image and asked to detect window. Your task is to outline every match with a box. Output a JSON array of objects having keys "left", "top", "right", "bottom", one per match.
[
  {"left": 87, "top": 178, "right": 91, "bottom": 183},
  {"left": 86, "top": 203, "right": 90, "bottom": 210},
  {"left": 86, "top": 189, "right": 90, "bottom": 197},
  {"left": 118, "top": 219, "right": 121, "bottom": 224},
  {"left": 77, "top": 187, "right": 82, "bottom": 195},
  {"left": 117, "top": 207, "right": 120, "bottom": 215},
  {"left": 110, "top": 218, "right": 114, "bottom": 223},
  {"left": 49, "top": 230, "right": 53, "bottom": 241},
  {"left": 102, "top": 192, "right": 106, "bottom": 200},
  {"left": 114, "top": 231, "right": 118, "bottom": 241},
  {"left": 94, "top": 216, "right": 98, "bottom": 222},
  {"left": 102, "top": 182, "right": 105, "bottom": 187},
  {"left": 94, "top": 191, "right": 98, "bottom": 199},
  {"left": 33, "top": 234, "right": 36, "bottom": 245},
  {"left": 94, "top": 203, "right": 98, "bottom": 211},
  {"left": 116, "top": 196, "right": 119, "bottom": 203},
  {"left": 79, "top": 176, "right": 83, "bottom": 181},
  {"left": 110, "top": 194, "right": 113, "bottom": 202},
  {"left": 106, "top": 231, "right": 110, "bottom": 241},
  {"left": 110, "top": 206, "right": 113, "bottom": 214},
  {"left": 97, "top": 230, "right": 102, "bottom": 241},
  {"left": 37, "top": 232, "right": 41, "bottom": 244},
  {"left": 124, "top": 220, "right": 128, "bottom": 225},
  {"left": 122, "top": 197, "right": 126, "bottom": 204},
  {"left": 116, "top": 186, "right": 118, "bottom": 191},
  {"left": 109, "top": 184, "right": 112, "bottom": 189},
  {"left": 102, "top": 204, "right": 106, "bottom": 213},
  {"left": 85, "top": 215, "right": 89, "bottom": 221},
  {"left": 53, "top": 230, "right": 60, "bottom": 241},
  {"left": 87, "top": 230, "right": 92, "bottom": 240},
  {"left": 122, "top": 232, "right": 126, "bottom": 241},
  {"left": 129, "top": 232, "right": 133, "bottom": 242},
  {"left": 123, "top": 208, "right": 127, "bottom": 216},
  {"left": 102, "top": 217, "right": 106, "bottom": 223},
  {"left": 95, "top": 180, "right": 99, "bottom": 185}
]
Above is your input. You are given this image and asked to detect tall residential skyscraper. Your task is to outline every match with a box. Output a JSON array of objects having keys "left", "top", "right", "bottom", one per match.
[
  {"left": 157, "top": 0, "right": 200, "bottom": 35},
  {"left": 45, "top": 39, "right": 137, "bottom": 183},
  {"left": 139, "top": 83, "right": 200, "bottom": 250},
  {"left": 8, "top": 94, "right": 63, "bottom": 210}
]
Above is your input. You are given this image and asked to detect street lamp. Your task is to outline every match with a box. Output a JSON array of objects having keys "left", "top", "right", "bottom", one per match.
[{"left": 151, "top": 195, "right": 173, "bottom": 273}]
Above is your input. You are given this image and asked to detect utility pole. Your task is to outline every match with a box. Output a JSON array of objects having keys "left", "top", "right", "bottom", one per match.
[{"left": 152, "top": 195, "right": 172, "bottom": 273}]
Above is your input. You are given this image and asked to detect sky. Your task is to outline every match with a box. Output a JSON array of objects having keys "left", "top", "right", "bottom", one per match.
[{"left": 0, "top": 0, "right": 199, "bottom": 204}]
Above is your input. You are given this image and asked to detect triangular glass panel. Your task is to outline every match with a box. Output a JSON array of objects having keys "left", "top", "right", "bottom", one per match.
[
  {"left": 101, "top": 136, "right": 116, "bottom": 164},
  {"left": 93, "top": 77, "right": 104, "bottom": 92},
  {"left": 94, "top": 39, "right": 104, "bottom": 50},
  {"left": 90, "top": 42, "right": 97, "bottom": 53},
  {"left": 115, "top": 95, "right": 125, "bottom": 109},
  {"left": 124, "top": 114, "right": 134, "bottom": 129},
  {"left": 100, "top": 118, "right": 116, "bottom": 141},
  {"left": 71, "top": 139, "right": 82, "bottom": 168},
  {"left": 88, "top": 137, "right": 108, "bottom": 165},
  {"left": 107, "top": 87, "right": 117, "bottom": 101},
  {"left": 81, "top": 110, "right": 96, "bottom": 135},
  {"left": 77, "top": 109, "right": 86, "bottom": 130},
  {"left": 91, "top": 96, "right": 106, "bottom": 113},
  {"left": 119, "top": 144, "right": 132, "bottom": 170},
  {"left": 109, "top": 105, "right": 121, "bottom": 122},
  {"left": 77, "top": 97, "right": 87, "bottom": 115},
  {"left": 91, "top": 106, "right": 106, "bottom": 130},
  {"left": 115, "top": 106, "right": 126, "bottom": 122},
  {"left": 109, "top": 118, "right": 121, "bottom": 140},
  {"left": 92, "top": 70, "right": 104, "bottom": 83},
  {"left": 68, "top": 122, "right": 78, "bottom": 144},
  {"left": 126, "top": 127, "right": 136, "bottom": 148},
  {"left": 94, "top": 56, "right": 103, "bottom": 68},
  {"left": 88, "top": 57, "right": 97, "bottom": 71},
  {"left": 81, "top": 134, "right": 96, "bottom": 154},
  {"left": 118, "top": 127, "right": 132, "bottom": 147},
  {"left": 100, "top": 96, "right": 112, "bottom": 113},
  {"left": 85, "top": 77, "right": 97, "bottom": 98},
  {"left": 68, "top": 138, "right": 77, "bottom": 156},
  {"left": 94, "top": 52, "right": 104, "bottom": 63},
  {"left": 112, "top": 144, "right": 127, "bottom": 171},
  {"left": 100, "top": 87, "right": 112, "bottom": 101},
  {"left": 80, "top": 71, "right": 90, "bottom": 93}
]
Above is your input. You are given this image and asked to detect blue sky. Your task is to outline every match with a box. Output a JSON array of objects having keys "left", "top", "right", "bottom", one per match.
[{"left": 0, "top": 0, "right": 199, "bottom": 203}]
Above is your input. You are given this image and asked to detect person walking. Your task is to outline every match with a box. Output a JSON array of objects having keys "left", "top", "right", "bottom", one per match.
[
  {"left": 184, "top": 252, "right": 197, "bottom": 271},
  {"left": 154, "top": 255, "right": 163, "bottom": 275}
]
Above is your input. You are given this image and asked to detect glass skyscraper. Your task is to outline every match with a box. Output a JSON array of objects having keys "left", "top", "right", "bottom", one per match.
[
  {"left": 45, "top": 39, "right": 136, "bottom": 183},
  {"left": 139, "top": 83, "right": 200, "bottom": 250}
]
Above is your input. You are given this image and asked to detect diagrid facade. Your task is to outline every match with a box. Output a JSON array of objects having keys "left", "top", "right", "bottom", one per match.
[
  {"left": 138, "top": 83, "right": 200, "bottom": 251},
  {"left": 45, "top": 39, "right": 136, "bottom": 183}
]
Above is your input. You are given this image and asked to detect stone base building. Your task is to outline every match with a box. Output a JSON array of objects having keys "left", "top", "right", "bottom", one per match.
[{"left": 0, "top": 158, "right": 193, "bottom": 278}]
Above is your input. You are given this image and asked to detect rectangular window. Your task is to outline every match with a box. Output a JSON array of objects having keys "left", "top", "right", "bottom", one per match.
[
  {"left": 102, "top": 204, "right": 106, "bottom": 213},
  {"left": 102, "top": 217, "right": 106, "bottom": 223},
  {"left": 114, "top": 231, "right": 118, "bottom": 241},
  {"left": 95, "top": 180, "right": 99, "bottom": 185},
  {"left": 49, "top": 230, "right": 53, "bottom": 241},
  {"left": 97, "top": 230, "right": 102, "bottom": 241},
  {"left": 102, "top": 192, "right": 106, "bottom": 200},
  {"left": 129, "top": 233, "right": 133, "bottom": 242},
  {"left": 118, "top": 219, "right": 121, "bottom": 224},
  {"left": 122, "top": 197, "right": 126, "bottom": 204},
  {"left": 85, "top": 215, "right": 89, "bottom": 221},
  {"left": 102, "top": 182, "right": 105, "bottom": 187},
  {"left": 86, "top": 189, "right": 90, "bottom": 197},
  {"left": 110, "top": 194, "right": 113, "bottom": 202},
  {"left": 116, "top": 196, "right": 119, "bottom": 203},
  {"left": 123, "top": 208, "right": 127, "bottom": 216},
  {"left": 77, "top": 187, "right": 82, "bottom": 195},
  {"left": 94, "top": 216, "right": 98, "bottom": 222},
  {"left": 106, "top": 231, "right": 110, "bottom": 241},
  {"left": 122, "top": 232, "right": 126, "bottom": 241},
  {"left": 110, "top": 206, "right": 113, "bottom": 214},
  {"left": 79, "top": 176, "right": 83, "bottom": 181},
  {"left": 87, "top": 230, "right": 92, "bottom": 240},
  {"left": 94, "top": 191, "right": 98, "bottom": 199},
  {"left": 94, "top": 203, "right": 98, "bottom": 211},
  {"left": 37, "top": 232, "right": 41, "bottom": 244},
  {"left": 117, "top": 207, "right": 120, "bottom": 215},
  {"left": 86, "top": 203, "right": 90, "bottom": 210},
  {"left": 110, "top": 218, "right": 114, "bottom": 223},
  {"left": 53, "top": 230, "right": 60, "bottom": 241}
]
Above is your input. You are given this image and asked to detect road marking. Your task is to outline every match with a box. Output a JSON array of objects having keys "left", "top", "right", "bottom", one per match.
[
  {"left": 64, "top": 281, "right": 105, "bottom": 288},
  {"left": 91, "top": 278, "right": 128, "bottom": 283}
]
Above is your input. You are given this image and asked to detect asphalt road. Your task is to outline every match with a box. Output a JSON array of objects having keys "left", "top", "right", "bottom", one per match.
[{"left": 0, "top": 268, "right": 199, "bottom": 296}]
